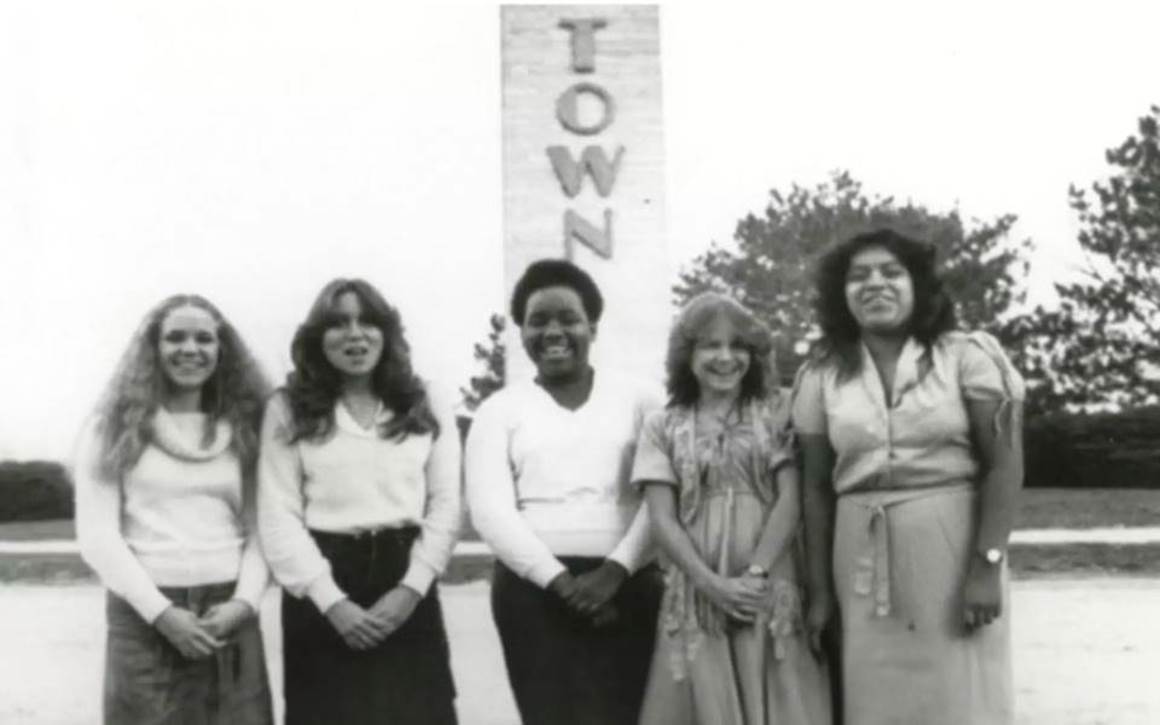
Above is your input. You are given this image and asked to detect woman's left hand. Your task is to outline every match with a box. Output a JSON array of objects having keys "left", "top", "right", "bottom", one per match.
[
  {"left": 567, "top": 560, "right": 629, "bottom": 615},
  {"left": 961, "top": 561, "right": 1003, "bottom": 632},
  {"left": 368, "top": 586, "right": 422, "bottom": 638},
  {"left": 198, "top": 599, "right": 254, "bottom": 640}
]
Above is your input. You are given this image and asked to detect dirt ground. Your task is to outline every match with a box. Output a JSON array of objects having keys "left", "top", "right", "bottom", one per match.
[{"left": 2, "top": 578, "right": 1157, "bottom": 725}]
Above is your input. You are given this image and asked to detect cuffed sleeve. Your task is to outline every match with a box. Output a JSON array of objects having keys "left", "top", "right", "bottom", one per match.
[
  {"left": 464, "top": 394, "right": 565, "bottom": 589},
  {"left": 959, "top": 331, "right": 1025, "bottom": 402},
  {"left": 401, "top": 382, "right": 463, "bottom": 595},
  {"left": 631, "top": 409, "right": 678, "bottom": 487},
  {"left": 72, "top": 419, "right": 172, "bottom": 624},
  {"left": 256, "top": 394, "right": 344, "bottom": 609}
]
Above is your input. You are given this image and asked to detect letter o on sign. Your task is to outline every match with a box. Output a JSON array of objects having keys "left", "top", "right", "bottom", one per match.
[{"left": 556, "top": 82, "right": 615, "bottom": 136}]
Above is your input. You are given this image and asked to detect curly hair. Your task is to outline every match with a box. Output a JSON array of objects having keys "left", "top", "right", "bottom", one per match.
[
  {"left": 812, "top": 228, "right": 956, "bottom": 378},
  {"left": 92, "top": 294, "right": 271, "bottom": 480},
  {"left": 283, "top": 278, "right": 439, "bottom": 443},
  {"left": 510, "top": 259, "right": 604, "bottom": 326},
  {"left": 665, "top": 292, "right": 777, "bottom": 408}
]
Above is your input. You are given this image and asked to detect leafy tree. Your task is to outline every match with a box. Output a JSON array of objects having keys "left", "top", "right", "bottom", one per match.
[
  {"left": 1018, "top": 106, "right": 1160, "bottom": 410},
  {"left": 674, "top": 171, "right": 1033, "bottom": 386},
  {"left": 460, "top": 313, "right": 507, "bottom": 412}
]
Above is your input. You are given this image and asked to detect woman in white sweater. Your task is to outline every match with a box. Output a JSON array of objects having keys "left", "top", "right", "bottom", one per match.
[
  {"left": 465, "top": 259, "right": 664, "bottom": 725},
  {"left": 258, "top": 278, "right": 461, "bottom": 725},
  {"left": 74, "top": 294, "right": 273, "bottom": 724}
]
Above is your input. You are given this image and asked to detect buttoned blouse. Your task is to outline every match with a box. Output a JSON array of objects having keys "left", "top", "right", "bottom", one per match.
[{"left": 790, "top": 331, "right": 1024, "bottom": 494}]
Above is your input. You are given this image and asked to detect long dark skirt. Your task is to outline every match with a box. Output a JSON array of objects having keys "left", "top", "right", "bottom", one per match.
[
  {"left": 281, "top": 527, "right": 457, "bottom": 725},
  {"left": 491, "top": 557, "right": 663, "bottom": 725},
  {"left": 104, "top": 582, "right": 273, "bottom": 725}
]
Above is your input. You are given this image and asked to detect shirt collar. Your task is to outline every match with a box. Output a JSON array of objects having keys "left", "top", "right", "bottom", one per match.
[{"left": 334, "top": 400, "right": 392, "bottom": 438}]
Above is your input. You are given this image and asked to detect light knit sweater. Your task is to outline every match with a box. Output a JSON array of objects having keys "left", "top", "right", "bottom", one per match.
[
  {"left": 257, "top": 386, "right": 462, "bottom": 614},
  {"left": 73, "top": 409, "right": 270, "bottom": 623},
  {"left": 464, "top": 370, "right": 662, "bottom": 588}
]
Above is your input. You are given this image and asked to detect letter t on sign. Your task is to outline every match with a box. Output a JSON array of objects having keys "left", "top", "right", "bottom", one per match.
[{"left": 558, "top": 18, "right": 607, "bottom": 73}]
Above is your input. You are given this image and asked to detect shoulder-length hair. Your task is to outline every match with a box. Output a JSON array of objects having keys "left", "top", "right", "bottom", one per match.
[
  {"left": 93, "top": 294, "right": 270, "bottom": 480},
  {"left": 664, "top": 292, "right": 777, "bottom": 408},
  {"left": 283, "top": 278, "right": 438, "bottom": 443},
  {"left": 813, "top": 228, "right": 956, "bottom": 378}
]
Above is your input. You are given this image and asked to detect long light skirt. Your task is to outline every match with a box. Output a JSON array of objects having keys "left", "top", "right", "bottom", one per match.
[{"left": 835, "top": 487, "right": 1013, "bottom": 725}]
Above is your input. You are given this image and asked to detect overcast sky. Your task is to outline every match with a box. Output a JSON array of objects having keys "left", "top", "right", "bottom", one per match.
[{"left": 2, "top": 0, "right": 1157, "bottom": 460}]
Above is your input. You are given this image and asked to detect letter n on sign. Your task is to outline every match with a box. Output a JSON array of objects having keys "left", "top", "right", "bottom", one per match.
[{"left": 501, "top": 5, "right": 670, "bottom": 383}]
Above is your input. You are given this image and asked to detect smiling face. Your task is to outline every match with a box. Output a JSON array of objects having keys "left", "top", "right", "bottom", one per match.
[
  {"left": 690, "top": 315, "right": 752, "bottom": 399},
  {"left": 521, "top": 285, "right": 595, "bottom": 383},
  {"left": 844, "top": 245, "right": 916, "bottom": 335},
  {"left": 321, "top": 291, "right": 385, "bottom": 381},
  {"left": 158, "top": 305, "right": 221, "bottom": 394}
]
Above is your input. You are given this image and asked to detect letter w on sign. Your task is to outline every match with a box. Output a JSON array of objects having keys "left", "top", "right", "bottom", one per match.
[{"left": 547, "top": 145, "right": 625, "bottom": 198}]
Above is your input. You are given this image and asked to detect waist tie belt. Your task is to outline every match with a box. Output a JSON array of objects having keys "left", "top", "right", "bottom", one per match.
[{"left": 841, "top": 483, "right": 974, "bottom": 618}]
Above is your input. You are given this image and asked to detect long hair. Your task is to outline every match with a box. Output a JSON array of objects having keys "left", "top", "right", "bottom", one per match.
[
  {"left": 283, "top": 278, "right": 438, "bottom": 443},
  {"left": 93, "top": 294, "right": 271, "bottom": 480},
  {"left": 813, "top": 228, "right": 956, "bottom": 378},
  {"left": 665, "top": 292, "right": 777, "bottom": 408}
]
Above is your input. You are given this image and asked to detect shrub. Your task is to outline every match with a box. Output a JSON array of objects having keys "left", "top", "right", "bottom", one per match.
[
  {"left": 1024, "top": 407, "right": 1160, "bottom": 489},
  {"left": 0, "top": 461, "right": 75, "bottom": 522}
]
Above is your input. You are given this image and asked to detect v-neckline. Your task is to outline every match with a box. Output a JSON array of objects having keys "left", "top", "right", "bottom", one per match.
[
  {"left": 860, "top": 337, "right": 921, "bottom": 410},
  {"left": 336, "top": 399, "right": 389, "bottom": 437},
  {"left": 535, "top": 369, "right": 597, "bottom": 414}
]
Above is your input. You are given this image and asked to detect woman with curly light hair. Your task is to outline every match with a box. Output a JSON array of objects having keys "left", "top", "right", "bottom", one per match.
[
  {"left": 632, "top": 291, "right": 831, "bottom": 725},
  {"left": 258, "top": 278, "right": 461, "bottom": 725},
  {"left": 74, "top": 294, "right": 273, "bottom": 724},
  {"left": 793, "top": 228, "right": 1023, "bottom": 725}
]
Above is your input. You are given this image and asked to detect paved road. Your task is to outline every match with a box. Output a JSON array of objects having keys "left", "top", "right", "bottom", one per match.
[{"left": 2, "top": 578, "right": 1157, "bottom": 724}]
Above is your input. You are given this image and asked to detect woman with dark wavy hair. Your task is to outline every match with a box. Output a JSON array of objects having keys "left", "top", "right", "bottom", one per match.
[
  {"left": 74, "top": 294, "right": 273, "bottom": 724},
  {"left": 792, "top": 228, "right": 1023, "bottom": 725},
  {"left": 258, "top": 278, "right": 460, "bottom": 725},
  {"left": 632, "top": 292, "right": 831, "bottom": 725}
]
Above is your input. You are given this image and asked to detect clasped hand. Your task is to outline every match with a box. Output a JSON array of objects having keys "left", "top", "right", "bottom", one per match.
[
  {"left": 548, "top": 560, "right": 629, "bottom": 627},
  {"left": 154, "top": 599, "right": 254, "bottom": 660},
  {"left": 707, "top": 573, "right": 768, "bottom": 624},
  {"left": 325, "top": 586, "right": 423, "bottom": 650}
]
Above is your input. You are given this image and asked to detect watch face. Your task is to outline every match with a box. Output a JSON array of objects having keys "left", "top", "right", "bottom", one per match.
[{"left": 985, "top": 549, "right": 1003, "bottom": 564}]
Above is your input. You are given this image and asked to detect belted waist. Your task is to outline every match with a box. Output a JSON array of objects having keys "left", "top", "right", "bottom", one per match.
[{"left": 839, "top": 482, "right": 974, "bottom": 618}]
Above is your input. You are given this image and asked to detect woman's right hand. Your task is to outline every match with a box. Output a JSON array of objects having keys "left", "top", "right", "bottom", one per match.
[
  {"left": 804, "top": 587, "right": 835, "bottom": 657},
  {"left": 154, "top": 606, "right": 225, "bottom": 659},
  {"left": 707, "top": 575, "right": 768, "bottom": 623},
  {"left": 324, "top": 599, "right": 388, "bottom": 650}
]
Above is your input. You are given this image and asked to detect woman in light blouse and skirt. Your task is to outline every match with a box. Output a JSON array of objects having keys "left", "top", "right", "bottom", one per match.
[
  {"left": 792, "top": 229, "right": 1024, "bottom": 725},
  {"left": 74, "top": 294, "right": 273, "bottom": 724},
  {"left": 465, "top": 259, "right": 664, "bottom": 725},
  {"left": 258, "top": 278, "right": 461, "bottom": 725}
]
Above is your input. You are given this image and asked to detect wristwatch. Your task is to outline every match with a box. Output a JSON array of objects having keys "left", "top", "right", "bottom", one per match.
[
  {"left": 978, "top": 547, "right": 1005, "bottom": 565},
  {"left": 745, "top": 564, "right": 769, "bottom": 578}
]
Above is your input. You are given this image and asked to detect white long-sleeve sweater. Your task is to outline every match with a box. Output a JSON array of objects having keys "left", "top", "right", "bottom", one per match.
[
  {"left": 464, "top": 371, "right": 662, "bottom": 588},
  {"left": 257, "top": 385, "right": 462, "bottom": 614},
  {"left": 73, "top": 410, "right": 269, "bottom": 623}
]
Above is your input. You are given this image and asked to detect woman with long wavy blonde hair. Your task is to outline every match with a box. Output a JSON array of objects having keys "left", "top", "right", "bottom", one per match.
[{"left": 74, "top": 293, "right": 273, "bottom": 724}]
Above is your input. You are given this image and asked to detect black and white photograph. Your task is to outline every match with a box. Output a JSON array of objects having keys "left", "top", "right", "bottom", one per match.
[{"left": 1, "top": 1, "right": 1158, "bottom": 723}]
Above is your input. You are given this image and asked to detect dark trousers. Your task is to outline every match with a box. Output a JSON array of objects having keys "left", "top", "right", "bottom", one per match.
[
  {"left": 491, "top": 558, "right": 663, "bottom": 725},
  {"left": 281, "top": 528, "right": 457, "bottom": 725},
  {"left": 104, "top": 582, "right": 273, "bottom": 725}
]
